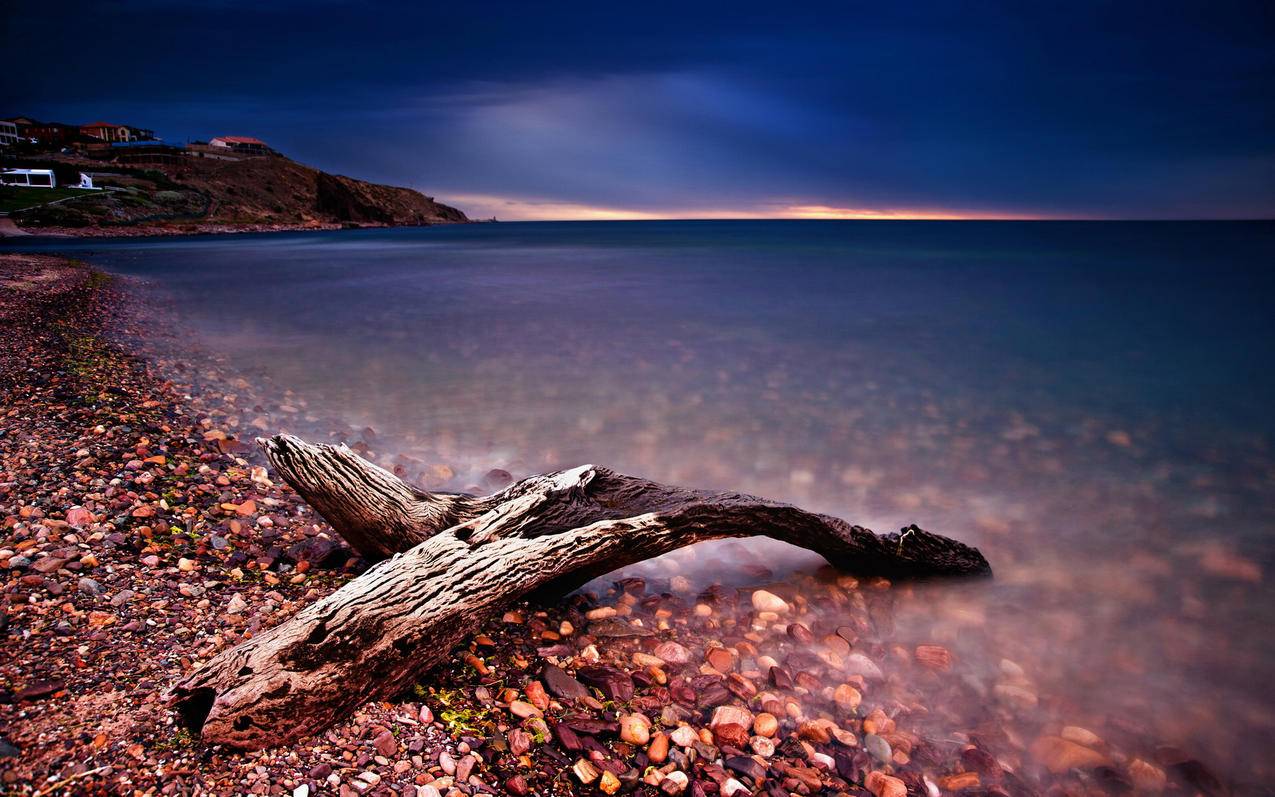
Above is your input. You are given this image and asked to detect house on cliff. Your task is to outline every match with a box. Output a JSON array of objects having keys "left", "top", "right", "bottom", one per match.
[
  {"left": 27, "top": 121, "right": 81, "bottom": 146},
  {"left": 209, "top": 136, "right": 271, "bottom": 156},
  {"left": 2, "top": 118, "right": 83, "bottom": 147},
  {"left": 80, "top": 121, "right": 155, "bottom": 143}
]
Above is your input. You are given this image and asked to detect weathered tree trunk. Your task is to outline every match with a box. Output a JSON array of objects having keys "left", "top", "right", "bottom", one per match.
[{"left": 170, "top": 435, "right": 990, "bottom": 750}]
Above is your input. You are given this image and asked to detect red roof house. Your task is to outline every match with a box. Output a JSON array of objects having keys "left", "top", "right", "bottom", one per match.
[{"left": 209, "top": 136, "right": 271, "bottom": 154}]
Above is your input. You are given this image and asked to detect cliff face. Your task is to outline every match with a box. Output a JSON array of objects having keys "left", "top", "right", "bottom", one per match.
[
  {"left": 313, "top": 171, "right": 467, "bottom": 225},
  {"left": 178, "top": 156, "right": 468, "bottom": 226}
]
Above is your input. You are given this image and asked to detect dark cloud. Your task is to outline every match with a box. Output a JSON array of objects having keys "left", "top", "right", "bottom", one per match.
[{"left": 5, "top": 0, "right": 1272, "bottom": 218}]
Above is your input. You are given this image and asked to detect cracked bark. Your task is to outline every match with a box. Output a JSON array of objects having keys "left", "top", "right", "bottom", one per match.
[{"left": 170, "top": 434, "right": 990, "bottom": 749}]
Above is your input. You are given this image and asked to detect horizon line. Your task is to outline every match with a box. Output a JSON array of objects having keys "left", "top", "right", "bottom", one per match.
[{"left": 435, "top": 193, "right": 1272, "bottom": 224}]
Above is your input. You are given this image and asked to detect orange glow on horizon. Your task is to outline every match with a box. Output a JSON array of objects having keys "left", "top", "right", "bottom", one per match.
[
  {"left": 440, "top": 193, "right": 1057, "bottom": 222},
  {"left": 778, "top": 204, "right": 1049, "bottom": 221}
]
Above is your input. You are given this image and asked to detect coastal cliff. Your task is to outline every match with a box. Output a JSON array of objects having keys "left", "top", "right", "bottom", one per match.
[{"left": 0, "top": 154, "right": 467, "bottom": 236}]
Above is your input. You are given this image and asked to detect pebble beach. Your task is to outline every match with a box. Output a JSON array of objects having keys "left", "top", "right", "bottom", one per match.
[{"left": 2, "top": 249, "right": 1266, "bottom": 795}]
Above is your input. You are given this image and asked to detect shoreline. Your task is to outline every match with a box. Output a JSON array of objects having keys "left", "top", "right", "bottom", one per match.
[
  {"left": 0, "top": 219, "right": 473, "bottom": 241},
  {"left": 0, "top": 254, "right": 1230, "bottom": 795},
  {"left": 2, "top": 219, "right": 1266, "bottom": 244}
]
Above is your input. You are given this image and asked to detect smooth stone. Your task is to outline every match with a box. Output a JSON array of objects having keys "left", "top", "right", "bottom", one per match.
[
  {"left": 844, "top": 653, "right": 884, "bottom": 680},
  {"left": 1030, "top": 735, "right": 1110, "bottom": 773},
  {"left": 866, "top": 771, "right": 907, "bottom": 797},
  {"left": 864, "top": 733, "right": 892, "bottom": 762},
  {"left": 833, "top": 683, "right": 861, "bottom": 711},
  {"left": 1060, "top": 725, "right": 1103, "bottom": 748},
  {"left": 753, "top": 712, "right": 779, "bottom": 737},
  {"left": 647, "top": 731, "right": 670, "bottom": 763},
  {"left": 798, "top": 721, "right": 832, "bottom": 744},
  {"left": 438, "top": 751, "right": 456, "bottom": 775},
  {"left": 633, "top": 652, "right": 666, "bottom": 668},
  {"left": 619, "top": 713, "right": 651, "bottom": 745},
  {"left": 509, "top": 700, "right": 541, "bottom": 718},
  {"left": 750, "top": 589, "right": 789, "bottom": 613},
  {"left": 994, "top": 683, "right": 1038, "bottom": 709},
  {"left": 654, "top": 641, "right": 691, "bottom": 665},
  {"left": 705, "top": 647, "right": 734, "bottom": 672}
]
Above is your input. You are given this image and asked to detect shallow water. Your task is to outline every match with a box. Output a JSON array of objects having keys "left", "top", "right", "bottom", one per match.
[{"left": 9, "top": 220, "right": 1275, "bottom": 783}]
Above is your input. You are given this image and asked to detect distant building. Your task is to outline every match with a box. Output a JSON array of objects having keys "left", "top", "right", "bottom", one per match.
[
  {"left": 80, "top": 121, "right": 131, "bottom": 142},
  {"left": 80, "top": 121, "right": 154, "bottom": 143},
  {"left": 5, "top": 117, "right": 39, "bottom": 139},
  {"left": 28, "top": 121, "right": 80, "bottom": 146},
  {"left": 209, "top": 135, "right": 270, "bottom": 155},
  {"left": 0, "top": 120, "right": 18, "bottom": 147},
  {"left": 3, "top": 118, "right": 81, "bottom": 146},
  {"left": 1, "top": 168, "right": 57, "bottom": 188}
]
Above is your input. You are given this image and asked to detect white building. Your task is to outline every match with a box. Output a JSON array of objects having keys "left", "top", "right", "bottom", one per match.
[
  {"left": 1, "top": 168, "right": 57, "bottom": 188},
  {"left": 209, "top": 135, "right": 270, "bottom": 155},
  {"left": 0, "top": 120, "right": 18, "bottom": 147}
]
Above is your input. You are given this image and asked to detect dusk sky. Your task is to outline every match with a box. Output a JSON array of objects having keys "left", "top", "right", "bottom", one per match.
[{"left": 5, "top": 1, "right": 1273, "bottom": 220}]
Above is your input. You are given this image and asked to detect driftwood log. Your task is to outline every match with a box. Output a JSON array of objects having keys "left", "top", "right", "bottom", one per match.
[{"left": 170, "top": 434, "right": 991, "bottom": 750}]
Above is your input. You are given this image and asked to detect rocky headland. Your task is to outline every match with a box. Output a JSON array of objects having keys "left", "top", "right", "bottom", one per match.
[{"left": 0, "top": 156, "right": 466, "bottom": 238}]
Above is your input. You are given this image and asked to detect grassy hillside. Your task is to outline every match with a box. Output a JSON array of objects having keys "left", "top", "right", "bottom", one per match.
[{"left": 0, "top": 187, "right": 98, "bottom": 214}]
